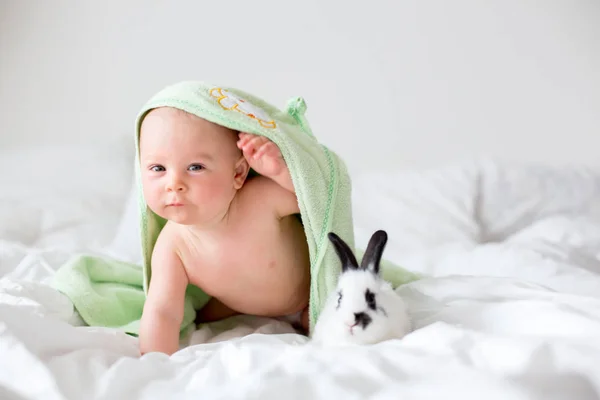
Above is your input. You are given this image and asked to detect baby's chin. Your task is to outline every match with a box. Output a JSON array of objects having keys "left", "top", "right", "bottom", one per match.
[
  {"left": 149, "top": 206, "right": 197, "bottom": 225},
  {"left": 166, "top": 215, "right": 196, "bottom": 225},
  {"left": 166, "top": 212, "right": 204, "bottom": 226},
  {"left": 149, "top": 204, "right": 227, "bottom": 227}
]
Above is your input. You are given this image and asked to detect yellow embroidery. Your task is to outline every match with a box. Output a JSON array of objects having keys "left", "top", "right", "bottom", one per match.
[{"left": 210, "top": 87, "right": 277, "bottom": 129}]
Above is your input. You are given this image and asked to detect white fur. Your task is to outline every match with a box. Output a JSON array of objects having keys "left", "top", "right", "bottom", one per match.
[{"left": 311, "top": 269, "right": 412, "bottom": 346}]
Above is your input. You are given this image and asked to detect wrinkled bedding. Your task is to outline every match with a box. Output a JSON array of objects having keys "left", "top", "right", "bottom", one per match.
[{"left": 2, "top": 147, "right": 600, "bottom": 400}]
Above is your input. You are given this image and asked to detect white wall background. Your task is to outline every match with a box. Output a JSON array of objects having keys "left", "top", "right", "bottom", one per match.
[{"left": 1, "top": 0, "right": 599, "bottom": 175}]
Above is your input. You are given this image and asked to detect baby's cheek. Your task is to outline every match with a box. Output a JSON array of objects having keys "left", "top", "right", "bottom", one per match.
[
  {"left": 142, "top": 183, "right": 162, "bottom": 210},
  {"left": 203, "top": 177, "right": 232, "bottom": 196}
]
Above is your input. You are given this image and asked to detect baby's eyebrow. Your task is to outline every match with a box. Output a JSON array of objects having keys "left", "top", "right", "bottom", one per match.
[
  {"left": 191, "top": 153, "right": 214, "bottom": 161},
  {"left": 141, "top": 153, "right": 214, "bottom": 162},
  {"left": 141, "top": 155, "right": 163, "bottom": 163}
]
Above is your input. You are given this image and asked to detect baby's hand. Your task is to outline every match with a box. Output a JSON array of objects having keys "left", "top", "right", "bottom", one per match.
[{"left": 237, "top": 132, "right": 287, "bottom": 178}]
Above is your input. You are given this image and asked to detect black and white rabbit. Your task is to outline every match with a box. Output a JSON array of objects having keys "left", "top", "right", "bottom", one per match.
[{"left": 311, "top": 230, "right": 411, "bottom": 345}]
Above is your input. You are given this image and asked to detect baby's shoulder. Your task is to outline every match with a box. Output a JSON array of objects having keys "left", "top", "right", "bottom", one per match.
[
  {"left": 239, "top": 175, "right": 276, "bottom": 201},
  {"left": 242, "top": 174, "right": 275, "bottom": 189},
  {"left": 239, "top": 175, "right": 299, "bottom": 218},
  {"left": 240, "top": 175, "right": 290, "bottom": 200},
  {"left": 153, "top": 222, "right": 184, "bottom": 254}
]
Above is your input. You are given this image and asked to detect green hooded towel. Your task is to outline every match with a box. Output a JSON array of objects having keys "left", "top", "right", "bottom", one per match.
[{"left": 53, "top": 81, "right": 421, "bottom": 337}]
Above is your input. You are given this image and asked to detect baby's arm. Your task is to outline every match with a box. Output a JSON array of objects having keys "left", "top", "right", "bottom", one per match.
[
  {"left": 237, "top": 132, "right": 295, "bottom": 194},
  {"left": 237, "top": 132, "right": 300, "bottom": 218},
  {"left": 267, "top": 164, "right": 295, "bottom": 194},
  {"left": 139, "top": 233, "right": 189, "bottom": 356}
]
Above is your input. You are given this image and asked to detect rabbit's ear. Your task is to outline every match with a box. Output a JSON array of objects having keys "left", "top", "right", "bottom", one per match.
[
  {"left": 360, "top": 230, "right": 388, "bottom": 274},
  {"left": 328, "top": 232, "right": 359, "bottom": 272}
]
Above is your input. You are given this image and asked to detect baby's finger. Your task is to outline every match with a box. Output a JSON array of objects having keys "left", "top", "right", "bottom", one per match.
[
  {"left": 242, "top": 144, "right": 256, "bottom": 158},
  {"left": 241, "top": 139, "right": 260, "bottom": 159},
  {"left": 253, "top": 144, "right": 268, "bottom": 159},
  {"left": 253, "top": 142, "right": 275, "bottom": 159},
  {"left": 243, "top": 136, "right": 266, "bottom": 153},
  {"left": 237, "top": 133, "right": 252, "bottom": 148}
]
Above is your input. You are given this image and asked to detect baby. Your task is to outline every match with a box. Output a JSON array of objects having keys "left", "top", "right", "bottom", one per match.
[{"left": 138, "top": 107, "right": 311, "bottom": 355}]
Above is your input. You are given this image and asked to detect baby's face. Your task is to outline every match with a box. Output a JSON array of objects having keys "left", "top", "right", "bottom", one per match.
[{"left": 139, "top": 107, "right": 246, "bottom": 226}]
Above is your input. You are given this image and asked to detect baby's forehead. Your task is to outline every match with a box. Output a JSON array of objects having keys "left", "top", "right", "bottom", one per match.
[
  {"left": 143, "top": 107, "right": 216, "bottom": 128},
  {"left": 140, "top": 107, "right": 239, "bottom": 153},
  {"left": 143, "top": 107, "right": 237, "bottom": 137}
]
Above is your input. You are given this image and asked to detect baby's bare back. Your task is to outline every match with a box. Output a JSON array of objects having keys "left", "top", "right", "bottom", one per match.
[{"left": 173, "top": 177, "right": 311, "bottom": 318}]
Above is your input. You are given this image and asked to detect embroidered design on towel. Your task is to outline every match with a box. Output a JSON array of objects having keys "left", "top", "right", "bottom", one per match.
[{"left": 209, "top": 87, "right": 277, "bottom": 129}]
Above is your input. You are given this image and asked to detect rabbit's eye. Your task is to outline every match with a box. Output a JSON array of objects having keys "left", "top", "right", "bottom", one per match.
[
  {"left": 365, "top": 289, "right": 377, "bottom": 310},
  {"left": 336, "top": 291, "right": 343, "bottom": 309}
]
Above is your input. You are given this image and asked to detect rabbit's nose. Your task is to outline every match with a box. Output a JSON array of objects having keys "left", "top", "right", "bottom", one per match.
[{"left": 354, "top": 312, "right": 372, "bottom": 329}]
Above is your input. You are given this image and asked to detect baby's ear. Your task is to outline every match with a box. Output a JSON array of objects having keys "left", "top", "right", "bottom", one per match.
[{"left": 233, "top": 156, "right": 250, "bottom": 189}]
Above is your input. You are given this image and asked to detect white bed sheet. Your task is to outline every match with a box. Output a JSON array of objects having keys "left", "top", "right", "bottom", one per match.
[{"left": 2, "top": 150, "right": 600, "bottom": 400}]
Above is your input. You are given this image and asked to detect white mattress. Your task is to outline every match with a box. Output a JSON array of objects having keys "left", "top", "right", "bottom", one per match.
[{"left": 2, "top": 146, "right": 600, "bottom": 400}]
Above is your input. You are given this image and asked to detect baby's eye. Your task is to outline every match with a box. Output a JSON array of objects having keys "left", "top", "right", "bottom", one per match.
[
  {"left": 150, "top": 165, "right": 165, "bottom": 172},
  {"left": 188, "top": 164, "right": 204, "bottom": 172}
]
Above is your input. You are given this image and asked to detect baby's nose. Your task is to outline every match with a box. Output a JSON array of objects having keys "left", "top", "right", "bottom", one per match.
[{"left": 166, "top": 177, "right": 186, "bottom": 192}]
